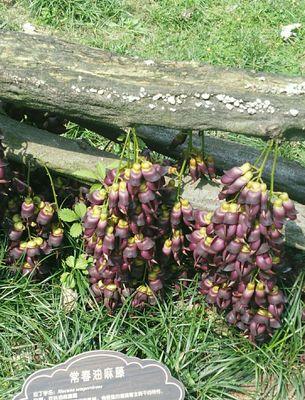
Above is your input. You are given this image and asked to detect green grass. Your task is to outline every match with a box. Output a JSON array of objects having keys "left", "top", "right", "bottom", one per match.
[
  {"left": 0, "top": 238, "right": 305, "bottom": 400},
  {"left": 3, "top": 0, "right": 305, "bottom": 74}
]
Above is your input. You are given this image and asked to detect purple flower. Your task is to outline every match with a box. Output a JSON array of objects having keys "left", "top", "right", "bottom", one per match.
[
  {"left": 87, "top": 189, "right": 107, "bottom": 205},
  {"left": 48, "top": 228, "right": 64, "bottom": 247},
  {"left": 225, "top": 171, "right": 253, "bottom": 195},
  {"left": 130, "top": 163, "right": 142, "bottom": 186},
  {"left": 96, "top": 213, "right": 108, "bottom": 237},
  {"left": 141, "top": 161, "right": 161, "bottom": 182},
  {"left": 21, "top": 198, "right": 35, "bottom": 219},
  {"left": 26, "top": 240, "right": 40, "bottom": 257},
  {"left": 115, "top": 219, "right": 129, "bottom": 238},
  {"left": 170, "top": 202, "right": 182, "bottom": 226},
  {"left": 221, "top": 162, "right": 251, "bottom": 185},
  {"left": 83, "top": 206, "right": 101, "bottom": 229},
  {"left": 103, "top": 227, "right": 115, "bottom": 250},
  {"left": 123, "top": 238, "right": 138, "bottom": 260},
  {"left": 37, "top": 203, "right": 54, "bottom": 225},
  {"left": 109, "top": 183, "right": 119, "bottom": 209},
  {"left": 240, "top": 282, "right": 255, "bottom": 305},
  {"left": 9, "top": 222, "right": 25, "bottom": 241},
  {"left": 189, "top": 158, "right": 198, "bottom": 182},
  {"left": 272, "top": 199, "right": 285, "bottom": 220},
  {"left": 138, "top": 183, "right": 155, "bottom": 204},
  {"left": 162, "top": 239, "right": 172, "bottom": 256},
  {"left": 267, "top": 286, "right": 285, "bottom": 305}
]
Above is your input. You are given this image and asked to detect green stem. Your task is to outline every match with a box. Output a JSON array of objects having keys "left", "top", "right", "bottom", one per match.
[
  {"left": 26, "top": 224, "right": 32, "bottom": 240},
  {"left": 253, "top": 268, "right": 260, "bottom": 282},
  {"left": 270, "top": 141, "right": 279, "bottom": 196},
  {"left": 44, "top": 165, "right": 62, "bottom": 227},
  {"left": 188, "top": 131, "right": 193, "bottom": 154},
  {"left": 177, "top": 158, "right": 187, "bottom": 199},
  {"left": 177, "top": 132, "right": 193, "bottom": 199},
  {"left": 44, "top": 166, "right": 59, "bottom": 209},
  {"left": 114, "top": 130, "right": 131, "bottom": 184},
  {"left": 200, "top": 131, "right": 205, "bottom": 157},
  {"left": 127, "top": 133, "right": 131, "bottom": 168},
  {"left": 254, "top": 143, "right": 268, "bottom": 167},
  {"left": 26, "top": 162, "right": 31, "bottom": 196},
  {"left": 257, "top": 140, "right": 273, "bottom": 180},
  {"left": 132, "top": 128, "right": 139, "bottom": 163}
]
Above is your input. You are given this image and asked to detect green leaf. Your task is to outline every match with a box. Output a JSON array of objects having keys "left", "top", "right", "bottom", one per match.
[
  {"left": 89, "top": 183, "right": 103, "bottom": 193},
  {"left": 112, "top": 143, "right": 121, "bottom": 155},
  {"left": 66, "top": 274, "right": 76, "bottom": 289},
  {"left": 137, "top": 137, "right": 146, "bottom": 149},
  {"left": 75, "top": 254, "right": 89, "bottom": 270},
  {"left": 117, "top": 133, "right": 126, "bottom": 142},
  {"left": 74, "top": 203, "right": 87, "bottom": 219},
  {"left": 70, "top": 222, "right": 83, "bottom": 238},
  {"left": 75, "top": 169, "right": 99, "bottom": 181},
  {"left": 60, "top": 272, "right": 70, "bottom": 284},
  {"left": 107, "top": 160, "right": 120, "bottom": 170},
  {"left": 87, "top": 256, "right": 94, "bottom": 264},
  {"left": 58, "top": 208, "right": 78, "bottom": 222},
  {"left": 65, "top": 256, "right": 75, "bottom": 269},
  {"left": 96, "top": 162, "right": 106, "bottom": 180}
]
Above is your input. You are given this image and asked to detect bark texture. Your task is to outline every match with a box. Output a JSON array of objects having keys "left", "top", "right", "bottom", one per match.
[
  {"left": 0, "top": 114, "right": 119, "bottom": 180},
  {"left": 1, "top": 32, "right": 305, "bottom": 139},
  {"left": 0, "top": 114, "right": 304, "bottom": 251}
]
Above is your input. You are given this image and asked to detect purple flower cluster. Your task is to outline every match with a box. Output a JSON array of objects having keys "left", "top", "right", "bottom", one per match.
[
  {"left": 7, "top": 196, "right": 63, "bottom": 276},
  {"left": 83, "top": 160, "right": 194, "bottom": 311},
  {"left": 189, "top": 155, "right": 216, "bottom": 182},
  {"left": 187, "top": 162, "right": 297, "bottom": 343}
]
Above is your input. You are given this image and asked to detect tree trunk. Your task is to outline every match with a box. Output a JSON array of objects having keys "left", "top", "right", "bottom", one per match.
[
  {"left": 1, "top": 32, "right": 305, "bottom": 139},
  {"left": 0, "top": 114, "right": 304, "bottom": 251}
]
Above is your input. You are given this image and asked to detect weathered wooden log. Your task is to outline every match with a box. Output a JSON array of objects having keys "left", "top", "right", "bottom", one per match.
[
  {"left": 0, "top": 114, "right": 119, "bottom": 180},
  {"left": 0, "top": 114, "right": 304, "bottom": 251},
  {"left": 1, "top": 32, "right": 305, "bottom": 139}
]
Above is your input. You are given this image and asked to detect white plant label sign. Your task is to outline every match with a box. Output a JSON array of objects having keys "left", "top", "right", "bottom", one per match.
[{"left": 13, "top": 350, "right": 185, "bottom": 400}]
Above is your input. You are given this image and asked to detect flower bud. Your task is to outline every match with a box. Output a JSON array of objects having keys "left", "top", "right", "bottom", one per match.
[
  {"left": 48, "top": 227, "right": 64, "bottom": 247},
  {"left": 130, "top": 163, "right": 142, "bottom": 186},
  {"left": 36, "top": 203, "right": 54, "bottom": 225},
  {"left": 88, "top": 189, "right": 107, "bottom": 205},
  {"left": 115, "top": 219, "right": 129, "bottom": 238},
  {"left": 109, "top": 183, "right": 119, "bottom": 209},
  {"left": 21, "top": 198, "right": 35, "bottom": 219},
  {"left": 26, "top": 240, "right": 40, "bottom": 257},
  {"left": 141, "top": 161, "right": 161, "bottom": 182},
  {"left": 9, "top": 222, "right": 25, "bottom": 241}
]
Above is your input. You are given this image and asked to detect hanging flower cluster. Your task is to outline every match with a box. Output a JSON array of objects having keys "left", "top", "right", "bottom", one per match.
[
  {"left": 186, "top": 132, "right": 216, "bottom": 182},
  {"left": 84, "top": 156, "right": 194, "bottom": 311},
  {"left": 189, "top": 154, "right": 216, "bottom": 182},
  {"left": 187, "top": 146, "right": 297, "bottom": 343},
  {"left": 5, "top": 169, "right": 81, "bottom": 277},
  {"left": 6, "top": 195, "right": 62, "bottom": 276}
]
